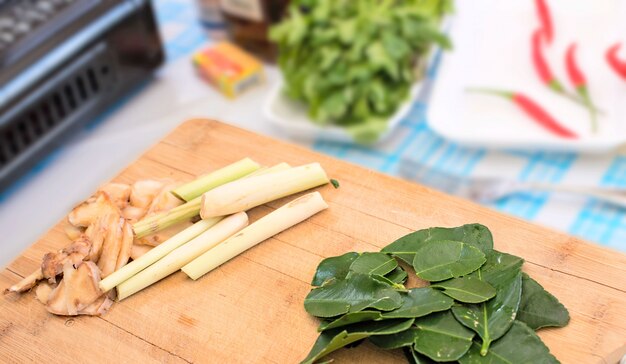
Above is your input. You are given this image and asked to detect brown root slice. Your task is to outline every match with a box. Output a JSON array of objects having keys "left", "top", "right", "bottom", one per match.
[
  {"left": 64, "top": 224, "right": 84, "bottom": 241},
  {"left": 115, "top": 221, "right": 134, "bottom": 270},
  {"left": 122, "top": 205, "right": 148, "bottom": 224},
  {"left": 77, "top": 294, "right": 114, "bottom": 316},
  {"left": 97, "top": 214, "right": 124, "bottom": 278},
  {"left": 121, "top": 180, "right": 179, "bottom": 223},
  {"left": 130, "top": 244, "right": 152, "bottom": 260},
  {"left": 145, "top": 185, "right": 183, "bottom": 216},
  {"left": 98, "top": 183, "right": 131, "bottom": 210},
  {"left": 41, "top": 235, "right": 92, "bottom": 284},
  {"left": 84, "top": 213, "right": 115, "bottom": 263},
  {"left": 67, "top": 192, "right": 118, "bottom": 228},
  {"left": 130, "top": 180, "right": 166, "bottom": 209},
  {"left": 4, "top": 269, "right": 44, "bottom": 294},
  {"left": 46, "top": 261, "right": 104, "bottom": 316}
]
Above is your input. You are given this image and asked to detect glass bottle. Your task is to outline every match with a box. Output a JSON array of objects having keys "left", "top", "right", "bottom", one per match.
[{"left": 219, "top": 0, "right": 290, "bottom": 61}]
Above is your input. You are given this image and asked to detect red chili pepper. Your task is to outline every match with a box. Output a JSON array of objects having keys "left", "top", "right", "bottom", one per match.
[
  {"left": 532, "top": 29, "right": 563, "bottom": 92},
  {"left": 468, "top": 88, "right": 577, "bottom": 139},
  {"left": 565, "top": 43, "right": 597, "bottom": 132},
  {"left": 534, "top": 0, "right": 554, "bottom": 44},
  {"left": 565, "top": 43, "right": 585, "bottom": 87},
  {"left": 606, "top": 43, "right": 626, "bottom": 80}
]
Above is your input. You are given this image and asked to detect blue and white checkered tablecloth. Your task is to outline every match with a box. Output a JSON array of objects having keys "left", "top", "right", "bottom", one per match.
[{"left": 153, "top": 0, "right": 626, "bottom": 251}]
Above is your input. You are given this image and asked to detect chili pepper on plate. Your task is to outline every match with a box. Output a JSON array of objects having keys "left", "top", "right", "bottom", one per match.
[
  {"left": 565, "top": 43, "right": 597, "bottom": 133},
  {"left": 531, "top": 29, "right": 563, "bottom": 92},
  {"left": 531, "top": 29, "right": 601, "bottom": 118},
  {"left": 606, "top": 43, "right": 626, "bottom": 80},
  {"left": 467, "top": 88, "right": 578, "bottom": 139},
  {"left": 534, "top": 0, "right": 553, "bottom": 44}
]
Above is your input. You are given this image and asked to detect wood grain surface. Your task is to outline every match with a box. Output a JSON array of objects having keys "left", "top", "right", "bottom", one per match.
[{"left": 2, "top": 119, "right": 625, "bottom": 364}]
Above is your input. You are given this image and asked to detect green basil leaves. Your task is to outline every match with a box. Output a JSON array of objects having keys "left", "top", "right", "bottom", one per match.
[{"left": 270, "top": 0, "right": 452, "bottom": 143}]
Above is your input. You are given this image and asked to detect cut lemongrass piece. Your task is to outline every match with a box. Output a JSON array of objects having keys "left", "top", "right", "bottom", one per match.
[
  {"left": 200, "top": 163, "right": 329, "bottom": 218},
  {"left": 171, "top": 158, "right": 261, "bottom": 202},
  {"left": 246, "top": 162, "right": 291, "bottom": 178},
  {"left": 99, "top": 217, "right": 221, "bottom": 292},
  {"left": 183, "top": 192, "right": 328, "bottom": 280},
  {"left": 133, "top": 163, "right": 292, "bottom": 238},
  {"left": 133, "top": 198, "right": 202, "bottom": 238},
  {"left": 117, "top": 212, "right": 248, "bottom": 300}
]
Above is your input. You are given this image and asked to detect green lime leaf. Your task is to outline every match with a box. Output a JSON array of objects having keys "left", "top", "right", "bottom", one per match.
[
  {"left": 300, "top": 318, "right": 415, "bottom": 364},
  {"left": 412, "top": 240, "right": 486, "bottom": 281},
  {"left": 414, "top": 311, "right": 475, "bottom": 361},
  {"left": 431, "top": 276, "right": 496, "bottom": 303},
  {"left": 403, "top": 346, "right": 437, "bottom": 363},
  {"left": 382, "top": 224, "right": 494, "bottom": 265},
  {"left": 452, "top": 251, "right": 524, "bottom": 355},
  {"left": 318, "top": 311, "right": 383, "bottom": 332},
  {"left": 517, "top": 273, "right": 570, "bottom": 330},
  {"left": 381, "top": 288, "right": 453, "bottom": 319},
  {"left": 370, "top": 327, "right": 419, "bottom": 350},
  {"left": 458, "top": 321, "right": 560, "bottom": 364},
  {"left": 385, "top": 266, "right": 408, "bottom": 284},
  {"left": 371, "top": 274, "right": 407, "bottom": 290},
  {"left": 311, "top": 252, "right": 359, "bottom": 286},
  {"left": 304, "top": 273, "right": 403, "bottom": 317},
  {"left": 348, "top": 252, "right": 398, "bottom": 277}
]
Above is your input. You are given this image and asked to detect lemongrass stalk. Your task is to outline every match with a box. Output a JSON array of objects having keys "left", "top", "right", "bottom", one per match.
[
  {"left": 117, "top": 212, "right": 248, "bottom": 300},
  {"left": 246, "top": 162, "right": 291, "bottom": 178},
  {"left": 133, "top": 163, "right": 292, "bottom": 238},
  {"left": 200, "top": 163, "right": 329, "bottom": 219},
  {"left": 133, "top": 198, "right": 202, "bottom": 238},
  {"left": 183, "top": 192, "right": 328, "bottom": 280},
  {"left": 135, "top": 164, "right": 291, "bottom": 229},
  {"left": 134, "top": 197, "right": 201, "bottom": 229},
  {"left": 99, "top": 217, "right": 221, "bottom": 292},
  {"left": 171, "top": 158, "right": 261, "bottom": 201}
]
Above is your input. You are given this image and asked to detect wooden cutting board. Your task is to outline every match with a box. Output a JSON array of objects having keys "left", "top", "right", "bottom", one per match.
[{"left": 1, "top": 119, "right": 625, "bottom": 364}]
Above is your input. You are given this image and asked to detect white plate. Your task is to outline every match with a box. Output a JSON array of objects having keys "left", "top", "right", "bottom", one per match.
[
  {"left": 428, "top": 0, "right": 626, "bottom": 153},
  {"left": 263, "top": 80, "right": 423, "bottom": 144}
]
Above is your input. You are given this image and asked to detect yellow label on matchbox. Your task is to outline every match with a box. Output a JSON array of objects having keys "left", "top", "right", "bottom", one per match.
[{"left": 193, "top": 42, "right": 264, "bottom": 98}]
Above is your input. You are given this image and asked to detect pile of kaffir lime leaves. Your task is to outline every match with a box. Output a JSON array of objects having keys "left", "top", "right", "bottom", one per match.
[{"left": 301, "top": 224, "right": 570, "bottom": 363}]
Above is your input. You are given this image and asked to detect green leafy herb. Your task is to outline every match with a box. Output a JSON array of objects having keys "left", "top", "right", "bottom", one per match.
[
  {"left": 371, "top": 274, "right": 407, "bottom": 290},
  {"left": 451, "top": 251, "right": 523, "bottom": 355},
  {"left": 385, "top": 266, "right": 409, "bottom": 284},
  {"left": 403, "top": 347, "right": 437, "bottom": 364},
  {"left": 412, "top": 240, "right": 486, "bottom": 281},
  {"left": 348, "top": 252, "right": 398, "bottom": 277},
  {"left": 301, "top": 318, "right": 415, "bottom": 364},
  {"left": 318, "top": 311, "right": 383, "bottom": 332},
  {"left": 382, "top": 224, "right": 494, "bottom": 265},
  {"left": 381, "top": 288, "right": 453, "bottom": 319},
  {"left": 304, "top": 273, "right": 403, "bottom": 317},
  {"left": 517, "top": 273, "right": 570, "bottom": 330},
  {"left": 413, "top": 311, "right": 475, "bottom": 362},
  {"left": 301, "top": 224, "right": 567, "bottom": 363},
  {"left": 370, "top": 327, "right": 419, "bottom": 350},
  {"left": 270, "top": 0, "right": 451, "bottom": 143},
  {"left": 430, "top": 276, "right": 496, "bottom": 303},
  {"left": 458, "top": 321, "right": 560, "bottom": 364},
  {"left": 330, "top": 179, "right": 340, "bottom": 188},
  {"left": 311, "top": 252, "right": 359, "bottom": 286}
]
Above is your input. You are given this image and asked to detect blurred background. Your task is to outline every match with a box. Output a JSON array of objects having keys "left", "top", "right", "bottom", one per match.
[{"left": 1, "top": 0, "right": 626, "bottom": 268}]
